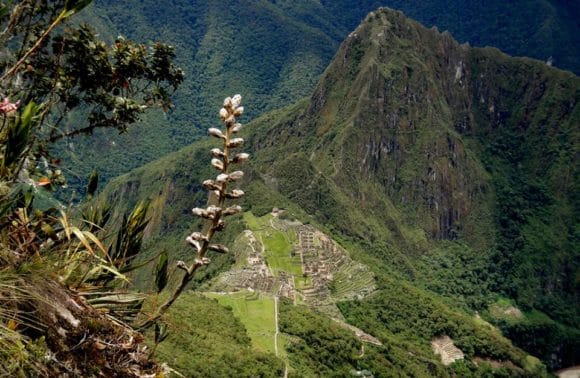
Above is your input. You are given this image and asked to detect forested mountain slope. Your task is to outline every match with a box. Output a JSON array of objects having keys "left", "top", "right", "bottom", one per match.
[
  {"left": 61, "top": 0, "right": 579, "bottom": 191},
  {"left": 103, "top": 7, "right": 579, "bottom": 374}
]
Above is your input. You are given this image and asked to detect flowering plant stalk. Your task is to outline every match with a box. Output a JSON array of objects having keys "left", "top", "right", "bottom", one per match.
[{"left": 139, "top": 94, "right": 248, "bottom": 329}]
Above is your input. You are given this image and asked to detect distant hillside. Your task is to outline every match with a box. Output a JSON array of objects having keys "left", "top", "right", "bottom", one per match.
[
  {"left": 59, "top": 0, "right": 579, "bottom": 192},
  {"left": 103, "top": 7, "right": 578, "bottom": 374}
]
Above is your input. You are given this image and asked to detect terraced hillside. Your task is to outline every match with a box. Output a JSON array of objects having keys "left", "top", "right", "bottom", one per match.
[
  {"left": 206, "top": 212, "right": 376, "bottom": 316},
  {"left": 204, "top": 291, "right": 279, "bottom": 356}
]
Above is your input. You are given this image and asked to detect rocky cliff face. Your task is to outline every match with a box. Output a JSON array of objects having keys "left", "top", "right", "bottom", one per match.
[
  {"left": 307, "top": 11, "right": 485, "bottom": 240},
  {"left": 295, "top": 8, "right": 578, "bottom": 246},
  {"left": 254, "top": 10, "right": 492, "bottom": 245}
]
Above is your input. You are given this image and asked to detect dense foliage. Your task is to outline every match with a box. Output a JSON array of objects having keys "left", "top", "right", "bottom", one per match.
[
  {"left": 0, "top": 1, "right": 182, "bottom": 375},
  {"left": 57, "top": 0, "right": 579, "bottom": 193}
]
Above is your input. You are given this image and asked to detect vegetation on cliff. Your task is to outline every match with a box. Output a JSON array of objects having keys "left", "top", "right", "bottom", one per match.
[
  {"left": 0, "top": 1, "right": 182, "bottom": 375},
  {"left": 58, "top": 0, "right": 580, "bottom": 192}
]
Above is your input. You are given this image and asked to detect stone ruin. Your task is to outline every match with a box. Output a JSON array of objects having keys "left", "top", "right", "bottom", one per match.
[
  {"left": 207, "top": 217, "right": 381, "bottom": 346},
  {"left": 431, "top": 335, "right": 465, "bottom": 366},
  {"left": 212, "top": 230, "right": 296, "bottom": 301}
]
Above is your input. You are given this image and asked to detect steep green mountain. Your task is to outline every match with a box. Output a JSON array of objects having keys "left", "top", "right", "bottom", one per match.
[
  {"left": 60, "top": 0, "right": 579, "bottom": 192},
  {"left": 102, "top": 7, "right": 578, "bottom": 374},
  {"left": 248, "top": 8, "right": 579, "bottom": 370},
  {"left": 321, "top": 0, "right": 579, "bottom": 74}
]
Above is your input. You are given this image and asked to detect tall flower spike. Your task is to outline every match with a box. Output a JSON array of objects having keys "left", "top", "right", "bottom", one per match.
[{"left": 138, "top": 94, "right": 250, "bottom": 330}]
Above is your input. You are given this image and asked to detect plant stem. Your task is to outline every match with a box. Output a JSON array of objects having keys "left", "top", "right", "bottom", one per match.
[{"left": 1, "top": 11, "right": 66, "bottom": 83}]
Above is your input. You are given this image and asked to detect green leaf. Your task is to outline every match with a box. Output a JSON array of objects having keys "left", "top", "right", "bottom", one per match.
[
  {"left": 86, "top": 169, "right": 99, "bottom": 198},
  {"left": 88, "top": 293, "right": 146, "bottom": 306},
  {"left": 0, "top": 1, "right": 12, "bottom": 19},
  {"left": 155, "top": 251, "right": 168, "bottom": 293},
  {"left": 4, "top": 102, "right": 38, "bottom": 168},
  {"left": 86, "top": 264, "right": 128, "bottom": 283},
  {"left": 154, "top": 322, "right": 169, "bottom": 344},
  {"left": 63, "top": 0, "right": 92, "bottom": 17},
  {"left": 41, "top": 223, "right": 56, "bottom": 239}
]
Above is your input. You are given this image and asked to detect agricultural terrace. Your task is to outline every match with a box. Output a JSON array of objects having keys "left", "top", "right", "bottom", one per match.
[{"left": 204, "top": 291, "right": 284, "bottom": 356}]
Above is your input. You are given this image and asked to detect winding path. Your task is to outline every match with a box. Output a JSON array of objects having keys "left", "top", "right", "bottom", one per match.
[{"left": 274, "top": 295, "right": 279, "bottom": 357}]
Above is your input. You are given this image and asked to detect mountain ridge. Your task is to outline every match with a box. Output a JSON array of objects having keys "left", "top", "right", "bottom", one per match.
[
  {"left": 61, "top": 0, "right": 579, "bottom": 192},
  {"left": 102, "top": 7, "right": 578, "bottom": 373}
]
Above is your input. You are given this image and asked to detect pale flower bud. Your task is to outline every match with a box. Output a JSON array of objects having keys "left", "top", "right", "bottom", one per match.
[
  {"left": 192, "top": 207, "right": 216, "bottom": 219},
  {"left": 210, "top": 148, "right": 224, "bottom": 157},
  {"left": 227, "top": 138, "right": 244, "bottom": 148},
  {"left": 223, "top": 97, "right": 232, "bottom": 108},
  {"left": 216, "top": 173, "right": 229, "bottom": 183},
  {"left": 191, "top": 207, "right": 205, "bottom": 217},
  {"left": 219, "top": 108, "right": 229, "bottom": 121},
  {"left": 215, "top": 219, "right": 225, "bottom": 231},
  {"left": 226, "top": 189, "right": 245, "bottom": 199},
  {"left": 203, "top": 179, "right": 221, "bottom": 191},
  {"left": 233, "top": 106, "right": 244, "bottom": 117},
  {"left": 231, "top": 94, "right": 242, "bottom": 108},
  {"left": 189, "top": 232, "right": 208, "bottom": 241},
  {"left": 232, "top": 153, "right": 249, "bottom": 164},
  {"left": 196, "top": 257, "right": 211, "bottom": 265},
  {"left": 231, "top": 123, "right": 242, "bottom": 133},
  {"left": 223, "top": 205, "right": 242, "bottom": 216},
  {"left": 209, "top": 244, "right": 229, "bottom": 254},
  {"left": 211, "top": 158, "right": 224, "bottom": 171},
  {"left": 228, "top": 171, "right": 244, "bottom": 181},
  {"left": 207, "top": 206, "right": 222, "bottom": 215},
  {"left": 186, "top": 236, "right": 201, "bottom": 251},
  {"left": 208, "top": 128, "right": 225, "bottom": 139}
]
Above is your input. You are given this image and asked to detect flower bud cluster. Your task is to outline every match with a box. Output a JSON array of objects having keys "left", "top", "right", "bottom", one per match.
[{"left": 187, "top": 94, "right": 249, "bottom": 264}]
